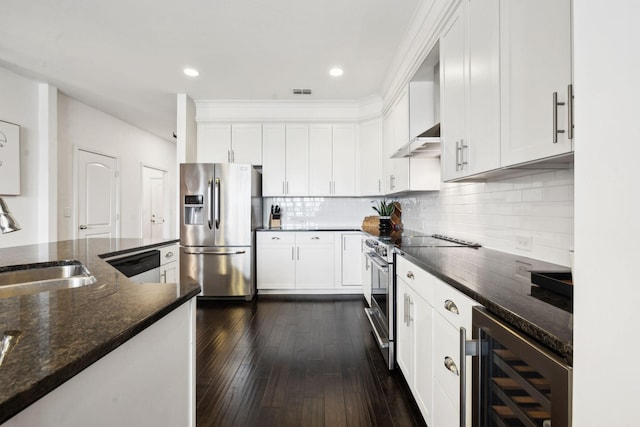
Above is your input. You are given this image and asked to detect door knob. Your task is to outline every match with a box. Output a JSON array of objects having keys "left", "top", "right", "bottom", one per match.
[{"left": 79, "top": 225, "right": 87, "bottom": 230}]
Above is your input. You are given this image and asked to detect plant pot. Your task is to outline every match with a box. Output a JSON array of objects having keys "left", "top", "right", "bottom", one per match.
[{"left": 378, "top": 216, "right": 392, "bottom": 233}]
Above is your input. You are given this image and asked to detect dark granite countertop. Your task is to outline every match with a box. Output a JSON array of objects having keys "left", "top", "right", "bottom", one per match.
[
  {"left": 257, "top": 227, "right": 362, "bottom": 232},
  {"left": 396, "top": 245, "right": 573, "bottom": 365},
  {"left": 0, "top": 238, "right": 200, "bottom": 423}
]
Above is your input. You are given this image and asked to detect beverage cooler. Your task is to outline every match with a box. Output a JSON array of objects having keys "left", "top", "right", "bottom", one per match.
[{"left": 471, "top": 307, "right": 572, "bottom": 427}]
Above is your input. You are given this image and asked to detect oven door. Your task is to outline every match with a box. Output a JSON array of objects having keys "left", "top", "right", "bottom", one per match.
[{"left": 364, "top": 252, "right": 394, "bottom": 370}]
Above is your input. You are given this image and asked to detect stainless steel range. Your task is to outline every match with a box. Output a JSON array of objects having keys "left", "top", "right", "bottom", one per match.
[{"left": 363, "top": 232, "right": 481, "bottom": 370}]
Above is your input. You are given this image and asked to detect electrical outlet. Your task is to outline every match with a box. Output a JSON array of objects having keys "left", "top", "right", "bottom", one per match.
[
  {"left": 515, "top": 261, "right": 533, "bottom": 279},
  {"left": 516, "top": 235, "right": 532, "bottom": 251}
]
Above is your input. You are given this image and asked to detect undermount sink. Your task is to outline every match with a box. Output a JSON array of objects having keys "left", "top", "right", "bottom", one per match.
[{"left": 0, "top": 261, "right": 96, "bottom": 298}]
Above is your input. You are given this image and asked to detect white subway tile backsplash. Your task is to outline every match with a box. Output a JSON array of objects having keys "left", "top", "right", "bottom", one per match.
[{"left": 399, "top": 167, "right": 574, "bottom": 266}]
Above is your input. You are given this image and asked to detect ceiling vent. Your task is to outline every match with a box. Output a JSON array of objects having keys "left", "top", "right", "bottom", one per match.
[{"left": 292, "top": 89, "right": 312, "bottom": 95}]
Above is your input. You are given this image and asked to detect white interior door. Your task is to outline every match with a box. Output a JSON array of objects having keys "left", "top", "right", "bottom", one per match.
[
  {"left": 142, "top": 165, "right": 167, "bottom": 240},
  {"left": 77, "top": 149, "right": 118, "bottom": 239}
]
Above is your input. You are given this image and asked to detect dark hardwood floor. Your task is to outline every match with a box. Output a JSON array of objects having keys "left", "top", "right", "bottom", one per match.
[{"left": 195, "top": 295, "right": 426, "bottom": 427}]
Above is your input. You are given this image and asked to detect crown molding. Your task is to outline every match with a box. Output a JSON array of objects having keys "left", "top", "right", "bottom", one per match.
[
  {"left": 195, "top": 96, "right": 383, "bottom": 124},
  {"left": 380, "top": 0, "right": 457, "bottom": 115}
]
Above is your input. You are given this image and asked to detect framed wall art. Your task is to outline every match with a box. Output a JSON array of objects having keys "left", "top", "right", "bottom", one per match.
[{"left": 0, "top": 120, "right": 20, "bottom": 195}]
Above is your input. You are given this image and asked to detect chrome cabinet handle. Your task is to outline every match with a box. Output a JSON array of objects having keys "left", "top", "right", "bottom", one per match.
[
  {"left": 227, "top": 149, "right": 231, "bottom": 163},
  {"left": 460, "top": 139, "right": 468, "bottom": 169},
  {"left": 406, "top": 271, "right": 415, "bottom": 280},
  {"left": 165, "top": 251, "right": 173, "bottom": 258},
  {"left": 282, "top": 181, "right": 285, "bottom": 195},
  {"left": 408, "top": 299, "right": 414, "bottom": 323},
  {"left": 79, "top": 224, "right": 87, "bottom": 230},
  {"left": 297, "top": 247, "right": 300, "bottom": 260},
  {"left": 161, "top": 271, "right": 167, "bottom": 282},
  {"left": 404, "top": 294, "right": 409, "bottom": 325},
  {"left": 444, "top": 299, "right": 459, "bottom": 315},
  {"left": 231, "top": 150, "right": 235, "bottom": 163},
  {"left": 272, "top": 236, "right": 280, "bottom": 240},
  {"left": 553, "top": 91, "right": 566, "bottom": 143},
  {"left": 311, "top": 236, "right": 320, "bottom": 240},
  {"left": 378, "top": 179, "right": 381, "bottom": 193},
  {"left": 286, "top": 181, "right": 289, "bottom": 194},
  {"left": 455, "top": 141, "right": 461, "bottom": 170},
  {"left": 444, "top": 356, "right": 459, "bottom": 376},
  {"left": 291, "top": 246, "right": 294, "bottom": 260},
  {"left": 568, "top": 84, "right": 574, "bottom": 140}
]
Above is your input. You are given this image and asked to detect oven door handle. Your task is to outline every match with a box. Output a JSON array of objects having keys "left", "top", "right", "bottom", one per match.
[
  {"left": 365, "top": 253, "right": 389, "bottom": 272},
  {"left": 364, "top": 308, "right": 389, "bottom": 349}
]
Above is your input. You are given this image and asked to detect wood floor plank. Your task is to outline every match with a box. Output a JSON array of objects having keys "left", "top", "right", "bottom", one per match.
[{"left": 196, "top": 296, "right": 425, "bottom": 427}]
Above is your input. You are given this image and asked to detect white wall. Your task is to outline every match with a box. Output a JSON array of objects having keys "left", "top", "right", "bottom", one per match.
[
  {"left": 399, "top": 168, "right": 574, "bottom": 266},
  {"left": 573, "top": 1, "right": 640, "bottom": 425},
  {"left": 57, "top": 94, "right": 177, "bottom": 240},
  {"left": 0, "top": 67, "right": 43, "bottom": 248}
]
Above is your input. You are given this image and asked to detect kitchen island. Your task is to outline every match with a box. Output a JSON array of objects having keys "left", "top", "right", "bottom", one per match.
[{"left": 0, "top": 238, "right": 200, "bottom": 426}]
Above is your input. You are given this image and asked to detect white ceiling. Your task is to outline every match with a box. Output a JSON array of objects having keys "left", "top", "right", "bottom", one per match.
[{"left": 1, "top": 0, "right": 420, "bottom": 141}]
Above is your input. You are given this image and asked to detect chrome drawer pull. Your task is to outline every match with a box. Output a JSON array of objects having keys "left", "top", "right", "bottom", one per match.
[
  {"left": 406, "top": 271, "right": 415, "bottom": 280},
  {"left": 444, "top": 356, "right": 459, "bottom": 376},
  {"left": 444, "top": 299, "right": 459, "bottom": 315},
  {"left": 271, "top": 236, "right": 280, "bottom": 240},
  {"left": 165, "top": 251, "right": 173, "bottom": 258},
  {"left": 311, "top": 237, "right": 320, "bottom": 240}
]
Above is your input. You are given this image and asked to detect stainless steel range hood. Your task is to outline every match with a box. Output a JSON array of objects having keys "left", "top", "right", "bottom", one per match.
[{"left": 391, "top": 122, "right": 441, "bottom": 159}]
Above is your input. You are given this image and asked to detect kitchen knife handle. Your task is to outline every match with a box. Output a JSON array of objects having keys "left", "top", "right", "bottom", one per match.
[
  {"left": 207, "top": 178, "right": 213, "bottom": 230},
  {"left": 214, "top": 178, "right": 221, "bottom": 229}
]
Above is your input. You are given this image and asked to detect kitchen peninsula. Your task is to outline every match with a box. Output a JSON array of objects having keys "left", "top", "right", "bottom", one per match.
[{"left": 0, "top": 238, "right": 200, "bottom": 426}]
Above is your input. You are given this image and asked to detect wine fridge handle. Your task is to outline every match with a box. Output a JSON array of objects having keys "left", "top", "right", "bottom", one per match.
[{"left": 460, "top": 327, "right": 480, "bottom": 427}]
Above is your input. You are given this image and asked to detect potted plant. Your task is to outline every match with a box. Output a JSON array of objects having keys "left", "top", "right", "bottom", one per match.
[{"left": 372, "top": 199, "right": 395, "bottom": 232}]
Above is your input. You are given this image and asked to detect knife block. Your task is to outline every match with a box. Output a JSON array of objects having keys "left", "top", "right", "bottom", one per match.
[{"left": 269, "top": 213, "right": 281, "bottom": 229}]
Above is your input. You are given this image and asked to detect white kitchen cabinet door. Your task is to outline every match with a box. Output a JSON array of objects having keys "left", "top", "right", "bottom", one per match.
[
  {"left": 434, "top": 312, "right": 462, "bottom": 425},
  {"left": 308, "top": 124, "right": 333, "bottom": 196},
  {"left": 500, "top": 0, "right": 573, "bottom": 166},
  {"left": 389, "top": 88, "right": 410, "bottom": 193},
  {"left": 261, "top": 124, "right": 287, "bottom": 196},
  {"left": 358, "top": 119, "right": 383, "bottom": 196},
  {"left": 340, "top": 233, "right": 362, "bottom": 286},
  {"left": 396, "top": 279, "right": 415, "bottom": 383},
  {"left": 382, "top": 112, "right": 394, "bottom": 194},
  {"left": 284, "top": 124, "right": 309, "bottom": 196},
  {"left": 332, "top": 124, "right": 357, "bottom": 196},
  {"left": 413, "top": 295, "right": 434, "bottom": 426},
  {"left": 231, "top": 124, "right": 262, "bottom": 165},
  {"left": 197, "top": 123, "right": 232, "bottom": 163},
  {"left": 433, "top": 379, "right": 459, "bottom": 427},
  {"left": 441, "top": 1, "right": 469, "bottom": 182},
  {"left": 256, "top": 232, "right": 296, "bottom": 290},
  {"left": 295, "top": 232, "right": 334, "bottom": 289},
  {"left": 467, "top": 0, "right": 501, "bottom": 174}
]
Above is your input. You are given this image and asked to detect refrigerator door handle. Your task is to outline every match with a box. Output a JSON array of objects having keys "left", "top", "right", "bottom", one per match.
[
  {"left": 207, "top": 178, "right": 214, "bottom": 230},
  {"left": 214, "top": 178, "right": 221, "bottom": 229},
  {"left": 184, "top": 250, "right": 247, "bottom": 255}
]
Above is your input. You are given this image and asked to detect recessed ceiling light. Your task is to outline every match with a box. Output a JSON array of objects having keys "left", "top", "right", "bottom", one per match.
[
  {"left": 183, "top": 68, "right": 199, "bottom": 77},
  {"left": 329, "top": 67, "right": 344, "bottom": 77}
]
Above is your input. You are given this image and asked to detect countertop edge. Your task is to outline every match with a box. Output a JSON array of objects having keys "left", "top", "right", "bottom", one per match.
[
  {"left": 396, "top": 248, "right": 573, "bottom": 365},
  {"left": 0, "top": 286, "right": 200, "bottom": 424}
]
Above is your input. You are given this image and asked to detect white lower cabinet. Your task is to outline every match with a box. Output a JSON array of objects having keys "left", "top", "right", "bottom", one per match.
[
  {"left": 159, "top": 244, "right": 179, "bottom": 283},
  {"left": 295, "top": 232, "right": 335, "bottom": 289},
  {"left": 396, "top": 257, "right": 434, "bottom": 426},
  {"left": 339, "top": 233, "right": 362, "bottom": 287},
  {"left": 258, "top": 231, "right": 363, "bottom": 292},
  {"left": 396, "top": 254, "right": 478, "bottom": 427}
]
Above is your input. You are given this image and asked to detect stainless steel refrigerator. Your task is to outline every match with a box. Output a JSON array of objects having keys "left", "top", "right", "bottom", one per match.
[{"left": 179, "top": 163, "right": 262, "bottom": 300}]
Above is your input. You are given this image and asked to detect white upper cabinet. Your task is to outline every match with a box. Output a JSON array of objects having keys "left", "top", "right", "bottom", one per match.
[
  {"left": 309, "top": 124, "right": 333, "bottom": 196},
  {"left": 231, "top": 124, "right": 263, "bottom": 165},
  {"left": 331, "top": 124, "right": 357, "bottom": 196},
  {"left": 499, "top": 0, "right": 573, "bottom": 166},
  {"left": 440, "top": 1, "right": 468, "bottom": 182},
  {"left": 467, "top": 0, "right": 501, "bottom": 174},
  {"left": 197, "top": 123, "right": 262, "bottom": 165},
  {"left": 358, "top": 118, "right": 383, "bottom": 196},
  {"left": 197, "top": 124, "right": 231, "bottom": 164},
  {"left": 308, "top": 124, "right": 357, "bottom": 196},
  {"left": 262, "top": 124, "right": 309, "bottom": 197}
]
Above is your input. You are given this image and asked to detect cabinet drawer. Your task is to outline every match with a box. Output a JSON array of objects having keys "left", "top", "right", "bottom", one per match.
[
  {"left": 434, "top": 278, "right": 477, "bottom": 331},
  {"left": 159, "top": 244, "right": 179, "bottom": 266},
  {"left": 257, "top": 231, "right": 295, "bottom": 245},
  {"left": 296, "top": 231, "right": 334, "bottom": 244},
  {"left": 396, "top": 256, "right": 434, "bottom": 305}
]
